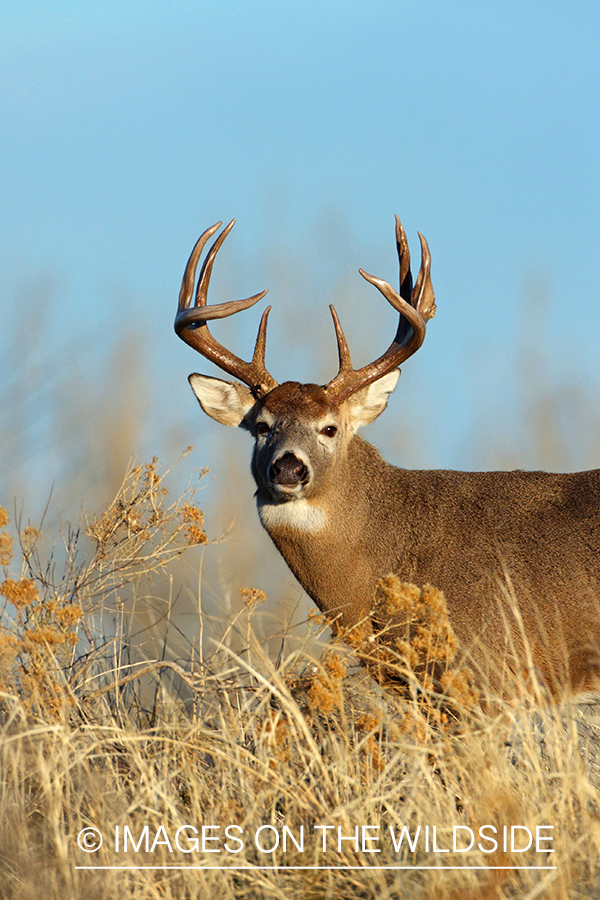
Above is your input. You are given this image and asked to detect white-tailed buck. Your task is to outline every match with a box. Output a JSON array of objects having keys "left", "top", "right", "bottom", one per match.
[{"left": 175, "top": 217, "right": 600, "bottom": 695}]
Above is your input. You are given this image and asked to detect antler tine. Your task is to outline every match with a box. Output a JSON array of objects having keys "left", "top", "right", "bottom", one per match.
[
  {"left": 324, "top": 217, "right": 435, "bottom": 404},
  {"left": 412, "top": 232, "right": 436, "bottom": 322},
  {"left": 328, "top": 305, "right": 353, "bottom": 372},
  {"left": 395, "top": 215, "right": 413, "bottom": 302},
  {"left": 178, "top": 221, "right": 221, "bottom": 315},
  {"left": 175, "top": 220, "right": 269, "bottom": 330},
  {"left": 195, "top": 219, "right": 235, "bottom": 307},
  {"left": 395, "top": 215, "right": 415, "bottom": 346},
  {"left": 251, "top": 305, "right": 272, "bottom": 368},
  {"left": 174, "top": 221, "right": 278, "bottom": 398}
]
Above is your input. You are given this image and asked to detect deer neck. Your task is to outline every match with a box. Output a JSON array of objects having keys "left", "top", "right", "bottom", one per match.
[{"left": 256, "top": 436, "right": 411, "bottom": 625}]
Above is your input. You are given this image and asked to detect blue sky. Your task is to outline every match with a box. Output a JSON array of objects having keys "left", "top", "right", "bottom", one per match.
[{"left": 1, "top": 1, "right": 599, "bottom": 512}]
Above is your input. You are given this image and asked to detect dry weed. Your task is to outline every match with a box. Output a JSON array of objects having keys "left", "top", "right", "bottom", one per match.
[
  {"left": 0, "top": 465, "right": 599, "bottom": 899},
  {"left": 0, "top": 452, "right": 208, "bottom": 719},
  {"left": 327, "top": 576, "right": 481, "bottom": 743}
]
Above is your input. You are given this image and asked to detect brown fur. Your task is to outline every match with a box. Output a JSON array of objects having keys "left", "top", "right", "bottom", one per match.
[{"left": 263, "top": 431, "right": 600, "bottom": 694}]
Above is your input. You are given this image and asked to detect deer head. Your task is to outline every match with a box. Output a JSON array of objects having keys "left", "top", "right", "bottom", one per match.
[{"left": 175, "top": 217, "right": 436, "bottom": 511}]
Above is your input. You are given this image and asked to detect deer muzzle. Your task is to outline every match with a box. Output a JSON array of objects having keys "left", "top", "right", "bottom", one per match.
[{"left": 269, "top": 452, "right": 309, "bottom": 489}]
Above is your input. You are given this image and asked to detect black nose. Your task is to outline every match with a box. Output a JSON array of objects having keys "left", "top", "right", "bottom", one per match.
[{"left": 270, "top": 452, "right": 309, "bottom": 487}]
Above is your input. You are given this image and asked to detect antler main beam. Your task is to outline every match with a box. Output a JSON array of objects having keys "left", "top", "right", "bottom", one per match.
[
  {"left": 324, "top": 216, "right": 436, "bottom": 403},
  {"left": 175, "top": 220, "right": 278, "bottom": 398}
]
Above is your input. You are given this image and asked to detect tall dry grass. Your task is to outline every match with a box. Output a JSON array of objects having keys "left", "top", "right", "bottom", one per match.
[{"left": 1, "top": 460, "right": 600, "bottom": 899}]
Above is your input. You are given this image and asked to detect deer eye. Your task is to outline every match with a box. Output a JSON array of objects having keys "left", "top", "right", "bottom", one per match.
[
  {"left": 256, "top": 422, "right": 270, "bottom": 437},
  {"left": 320, "top": 425, "right": 337, "bottom": 438}
]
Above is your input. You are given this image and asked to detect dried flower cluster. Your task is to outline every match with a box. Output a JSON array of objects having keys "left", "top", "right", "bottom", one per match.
[
  {"left": 318, "top": 576, "right": 481, "bottom": 736},
  {"left": 0, "top": 507, "right": 13, "bottom": 566},
  {"left": 240, "top": 586, "right": 267, "bottom": 608},
  {"left": 369, "top": 576, "right": 480, "bottom": 720},
  {"left": 0, "top": 567, "right": 83, "bottom": 715},
  {"left": 180, "top": 502, "right": 208, "bottom": 546},
  {"left": 375, "top": 577, "right": 459, "bottom": 666},
  {"left": 0, "top": 577, "right": 40, "bottom": 610},
  {"left": 307, "top": 651, "right": 347, "bottom": 716}
]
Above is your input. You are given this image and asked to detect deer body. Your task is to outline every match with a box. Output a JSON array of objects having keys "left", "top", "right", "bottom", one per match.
[
  {"left": 275, "top": 449, "right": 600, "bottom": 688},
  {"left": 174, "top": 218, "right": 600, "bottom": 694},
  {"left": 248, "top": 386, "right": 600, "bottom": 692}
]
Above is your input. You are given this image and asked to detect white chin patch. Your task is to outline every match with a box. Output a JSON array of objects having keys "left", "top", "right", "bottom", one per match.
[{"left": 258, "top": 498, "right": 327, "bottom": 534}]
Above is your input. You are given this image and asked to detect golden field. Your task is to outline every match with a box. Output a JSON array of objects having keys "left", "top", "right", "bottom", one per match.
[{"left": 1, "top": 455, "right": 599, "bottom": 900}]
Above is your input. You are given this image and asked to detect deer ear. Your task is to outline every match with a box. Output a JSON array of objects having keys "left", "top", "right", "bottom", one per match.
[
  {"left": 345, "top": 369, "right": 400, "bottom": 431},
  {"left": 188, "top": 374, "right": 256, "bottom": 427}
]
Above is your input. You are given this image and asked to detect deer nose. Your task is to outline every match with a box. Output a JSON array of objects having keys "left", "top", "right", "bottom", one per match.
[{"left": 270, "top": 452, "right": 309, "bottom": 487}]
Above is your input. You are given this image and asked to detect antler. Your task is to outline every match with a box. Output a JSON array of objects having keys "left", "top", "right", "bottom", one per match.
[
  {"left": 175, "top": 220, "right": 278, "bottom": 397},
  {"left": 325, "top": 216, "right": 436, "bottom": 403}
]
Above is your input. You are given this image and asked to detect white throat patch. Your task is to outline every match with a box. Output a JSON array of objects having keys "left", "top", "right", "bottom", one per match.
[{"left": 258, "top": 498, "right": 328, "bottom": 534}]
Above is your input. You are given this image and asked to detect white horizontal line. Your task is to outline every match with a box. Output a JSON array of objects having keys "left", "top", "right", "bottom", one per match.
[{"left": 75, "top": 865, "right": 557, "bottom": 871}]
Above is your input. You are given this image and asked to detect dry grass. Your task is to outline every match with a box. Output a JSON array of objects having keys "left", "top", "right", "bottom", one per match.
[{"left": 1, "top": 460, "right": 600, "bottom": 899}]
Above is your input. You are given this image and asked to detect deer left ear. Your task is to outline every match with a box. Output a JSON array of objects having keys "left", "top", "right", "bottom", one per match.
[
  {"left": 345, "top": 369, "right": 400, "bottom": 431},
  {"left": 188, "top": 373, "right": 256, "bottom": 427}
]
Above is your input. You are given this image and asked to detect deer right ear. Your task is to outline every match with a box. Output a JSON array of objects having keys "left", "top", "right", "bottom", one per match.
[
  {"left": 345, "top": 369, "right": 401, "bottom": 431},
  {"left": 188, "top": 374, "right": 256, "bottom": 427}
]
